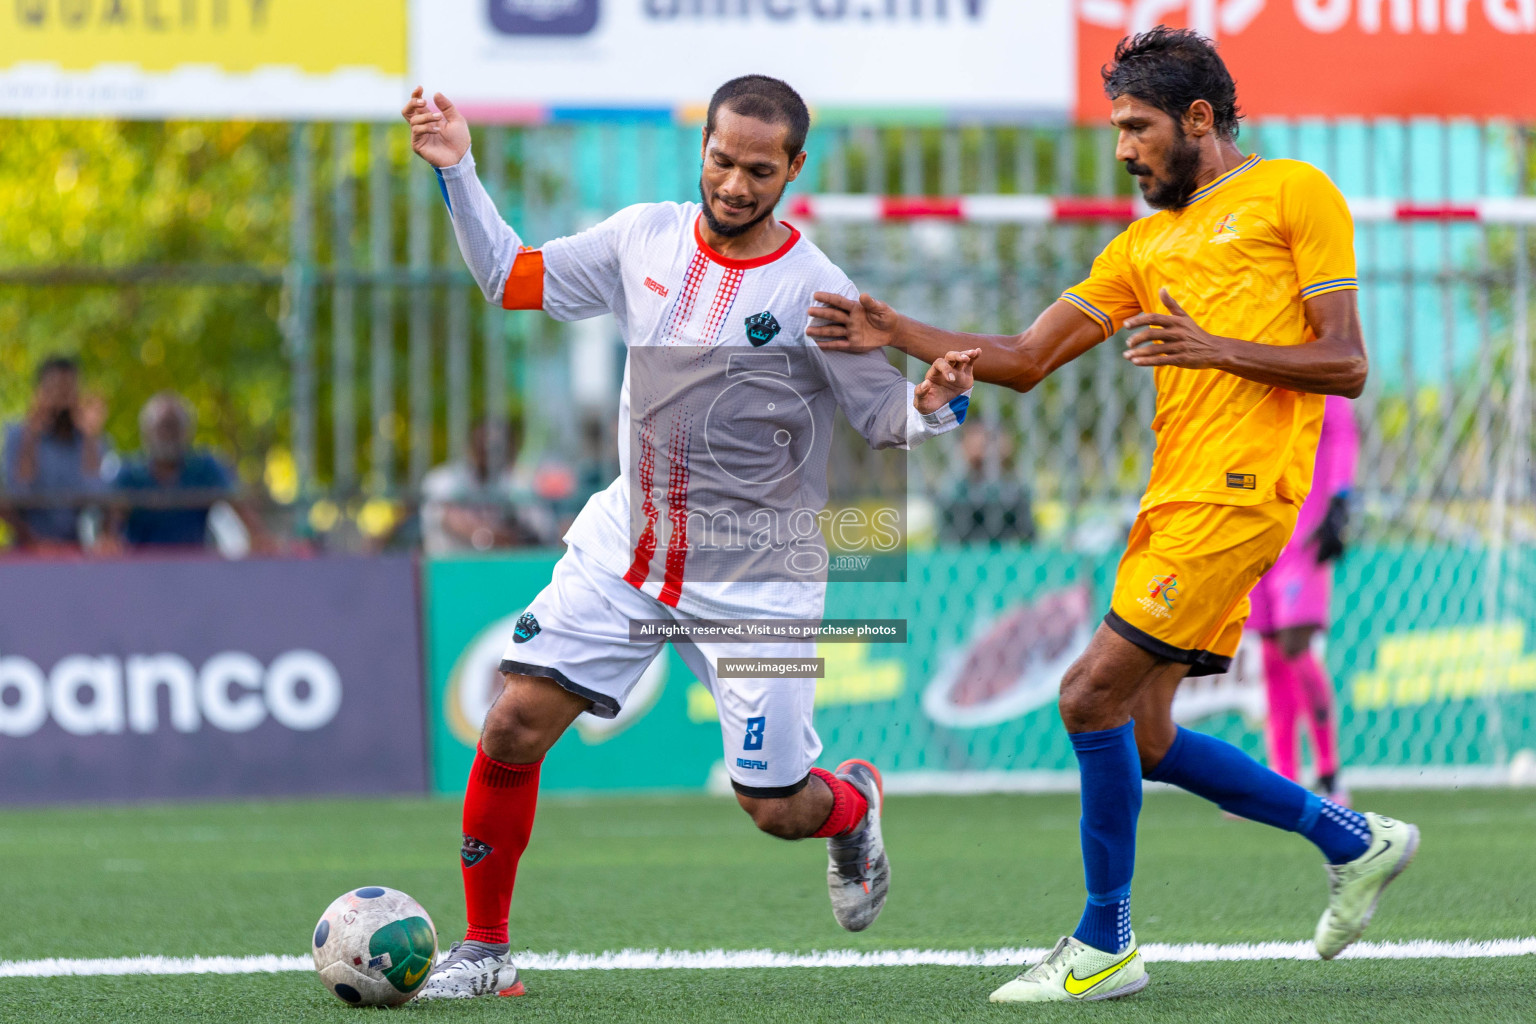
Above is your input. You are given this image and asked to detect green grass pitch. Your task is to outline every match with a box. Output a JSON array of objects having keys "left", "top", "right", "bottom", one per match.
[{"left": 1, "top": 788, "right": 1532, "bottom": 1022}]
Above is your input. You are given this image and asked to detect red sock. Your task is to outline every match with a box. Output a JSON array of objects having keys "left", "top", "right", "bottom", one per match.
[
  {"left": 460, "top": 743, "right": 541, "bottom": 945},
  {"left": 809, "top": 767, "right": 869, "bottom": 838}
]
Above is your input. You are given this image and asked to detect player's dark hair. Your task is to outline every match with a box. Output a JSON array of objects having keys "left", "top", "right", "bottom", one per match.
[
  {"left": 1101, "top": 27, "right": 1242, "bottom": 140},
  {"left": 706, "top": 75, "right": 810, "bottom": 159},
  {"left": 35, "top": 354, "right": 78, "bottom": 384}
]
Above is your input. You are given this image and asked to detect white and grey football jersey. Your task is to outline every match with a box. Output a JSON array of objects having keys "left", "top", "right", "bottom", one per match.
[{"left": 437, "top": 150, "right": 969, "bottom": 620}]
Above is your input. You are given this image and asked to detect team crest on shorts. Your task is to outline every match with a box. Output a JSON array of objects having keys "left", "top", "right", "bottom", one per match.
[
  {"left": 1147, "top": 573, "right": 1179, "bottom": 609},
  {"left": 460, "top": 834, "right": 494, "bottom": 867},
  {"left": 745, "top": 310, "right": 782, "bottom": 346},
  {"left": 513, "top": 612, "right": 541, "bottom": 643},
  {"left": 1136, "top": 574, "right": 1179, "bottom": 620}
]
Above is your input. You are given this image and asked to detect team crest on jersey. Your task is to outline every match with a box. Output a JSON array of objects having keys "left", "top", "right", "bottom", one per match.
[
  {"left": 745, "top": 310, "right": 782, "bottom": 346},
  {"left": 461, "top": 835, "right": 494, "bottom": 867},
  {"left": 1210, "top": 213, "right": 1241, "bottom": 244},
  {"left": 513, "top": 612, "right": 541, "bottom": 643}
]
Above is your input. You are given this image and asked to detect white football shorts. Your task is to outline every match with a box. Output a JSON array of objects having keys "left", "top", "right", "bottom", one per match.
[{"left": 499, "top": 544, "right": 822, "bottom": 796}]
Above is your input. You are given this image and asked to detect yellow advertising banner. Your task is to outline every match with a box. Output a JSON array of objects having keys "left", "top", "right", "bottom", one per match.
[
  {"left": 1, "top": 0, "right": 405, "bottom": 118},
  {"left": 3, "top": 0, "right": 404, "bottom": 74}
]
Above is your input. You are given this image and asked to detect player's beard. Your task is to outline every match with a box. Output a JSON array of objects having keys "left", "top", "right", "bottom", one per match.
[
  {"left": 1126, "top": 128, "right": 1202, "bottom": 210},
  {"left": 699, "top": 176, "right": 783, "bottom": 238}
]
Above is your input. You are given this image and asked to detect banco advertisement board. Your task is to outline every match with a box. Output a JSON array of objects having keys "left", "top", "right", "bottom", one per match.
[{"left": 0, "top": 557, "right": 426, "bottom": 803}]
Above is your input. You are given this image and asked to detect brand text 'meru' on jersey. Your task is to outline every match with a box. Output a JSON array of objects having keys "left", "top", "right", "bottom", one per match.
[
  {"left": 437, "top": 150, "right": 968, "bottom": 620},
  {"left": 1063, "top": 157, "right": 1358, "bottom": 513}
]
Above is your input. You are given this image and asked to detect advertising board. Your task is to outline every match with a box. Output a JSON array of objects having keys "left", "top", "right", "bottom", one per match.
[
  {"left": 425, "top": 545, "right": 1535, "bottom": 794},
  {"left": 2, "top": 0, "right": 407, "bottom": 119},
  {"left": 0, "top": 557, "right": 427, "bottom": 803},
  {"left": 1076, "top": 0, "right": 1536, "bottom": 120},
  {"left": 413, "top": 1, "right": 1072, "bottom": 122}
]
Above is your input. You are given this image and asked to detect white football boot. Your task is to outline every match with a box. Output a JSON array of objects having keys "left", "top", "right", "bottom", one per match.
[
  {"left": 413, "top": 941, "right": 524, "bottom": 1000},
  {"left": 825, "top": 758, "right": 890, "bottom": 932},
  {"left": 1315, "top": 811, "right": 1420, "bottom": 959},
  {"left": 989, "top": 934, "right": 1148, "bottom": 1003}
]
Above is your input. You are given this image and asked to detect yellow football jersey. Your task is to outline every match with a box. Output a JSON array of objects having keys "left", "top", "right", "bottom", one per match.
[{"left": 1062, "top": 156, "right": 1358, "bottom": 511}]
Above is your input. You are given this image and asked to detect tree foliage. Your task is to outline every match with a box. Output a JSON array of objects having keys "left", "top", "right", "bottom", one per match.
[{"left": 0, "top": 120, "right": 291, "bottom": 481}]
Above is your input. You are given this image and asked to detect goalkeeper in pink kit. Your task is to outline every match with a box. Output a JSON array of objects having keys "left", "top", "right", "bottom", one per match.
[{"left": 1247, "top": 394, "right": 1359, "bottom": 802}]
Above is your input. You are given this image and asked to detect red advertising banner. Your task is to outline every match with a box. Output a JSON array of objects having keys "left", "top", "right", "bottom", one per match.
[{"left": 1076, "top": 0, "right": 1536, "bottom": 121}]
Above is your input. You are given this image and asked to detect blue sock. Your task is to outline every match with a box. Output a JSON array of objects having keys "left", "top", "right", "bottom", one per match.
[
  {"left": 1147, "top": 727, "right": 1370, "bottom": 864},
  {"left": 1306, "top": 797, "right": 1374, "bottom": 863},
  {"left": 1069, "top": 722, "right": 1141, "bottom": 954},
  {"left": 1075, "top": 893, "right": 1133, "bottom": 957}
]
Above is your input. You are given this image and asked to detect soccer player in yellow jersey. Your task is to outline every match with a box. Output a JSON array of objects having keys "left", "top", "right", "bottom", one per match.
[{"left": 809, "top": 27, "right": 1420, "bottom": 1003}]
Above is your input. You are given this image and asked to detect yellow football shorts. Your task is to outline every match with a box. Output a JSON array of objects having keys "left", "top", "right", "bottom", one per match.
[{"left": 1104, "top": 500, "right": 1299, "bottom": 676}]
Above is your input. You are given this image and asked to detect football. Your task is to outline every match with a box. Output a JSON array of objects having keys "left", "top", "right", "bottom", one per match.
[{"left": 311, "top": 886, "right": 438, "bottom": 1007}]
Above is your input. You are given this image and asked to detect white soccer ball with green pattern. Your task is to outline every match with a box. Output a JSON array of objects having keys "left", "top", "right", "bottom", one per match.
[{"left": 311, "top": 886, "right": 438, "bottom": 1006}]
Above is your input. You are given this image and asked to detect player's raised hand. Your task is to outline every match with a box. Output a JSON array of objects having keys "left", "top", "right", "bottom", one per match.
[
  {"left": 1122, "top": 288, "right": 1228, "bottom": 370},
  {"left": 808, "top": 292, "right": 901, "bottom": 353},
  {"left": 403, "top": 86, "right": 471, "bottom": 168},
  {"left": 914, "top": 348, "right": 981, "bottom": 414}
]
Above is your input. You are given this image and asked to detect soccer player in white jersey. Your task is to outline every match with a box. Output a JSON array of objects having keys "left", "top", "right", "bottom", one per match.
[{"left": 403, "top": 75, "right": 979, "bottom": 1000}]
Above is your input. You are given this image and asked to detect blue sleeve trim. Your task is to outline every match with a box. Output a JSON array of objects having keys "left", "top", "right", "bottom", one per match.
[
  {"left": 947, "top": 394, "right": 969, "bottom": 424},
  {"left": 1301, "top": 277, "right": 1357, "bottom": 297},
  {"left": 1061, "top": 292, "right": 1113, "bottom": 336},
  {"left": 434, "top": 167, "right": 452, "bottom": 216}
]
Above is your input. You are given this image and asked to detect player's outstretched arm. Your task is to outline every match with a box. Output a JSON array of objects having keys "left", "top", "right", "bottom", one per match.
[
  {"left": 402, "top": 86, "right": 528, "bottom": 307},
  {"left": 809, "top": 292, "right": 1108, "bottom": 393},
  {"left": 1123, "top": 288, "right": 1367, "bottom": 397},
  {"left": 809, "top": 288, "right": 976, "bottom": 451},
  {"left": 405, "top": 87, "right": 632, "bottom": 322}
]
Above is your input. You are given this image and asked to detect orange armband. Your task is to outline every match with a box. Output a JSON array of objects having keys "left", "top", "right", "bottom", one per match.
[{"left": 501, "top": 247, "right": 545, "bottom": 310}]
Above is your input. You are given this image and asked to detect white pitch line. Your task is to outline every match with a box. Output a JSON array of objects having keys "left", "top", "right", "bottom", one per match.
[
  {"left": 0, "top": 955, "right": 310, "bottom": 979},
  {"left": 3, "top": 939, "right": 1533, "bottom": 979}
]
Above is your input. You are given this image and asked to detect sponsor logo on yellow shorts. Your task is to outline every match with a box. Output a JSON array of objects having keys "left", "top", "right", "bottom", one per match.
[{"left": 1135, "top": 573, "right": 1178, "bottom": 620}]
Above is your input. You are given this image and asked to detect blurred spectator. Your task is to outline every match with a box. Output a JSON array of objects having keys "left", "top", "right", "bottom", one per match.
[
  {"left": 938, "top": 421, "right": 1036, "bottom": 545},
  {"left": 573, "top": 411, "right": 617, "bottom": 511},
  {"left": 2, "top": 355, "right": 111, "bottom": 551},
  {"left": 420, "top": 419, "right": 544, "bottom": 555},
  {"left": 111, "top": 391, "right": 272, "bottom": 553}
]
